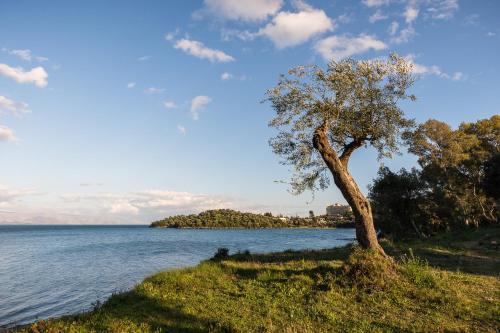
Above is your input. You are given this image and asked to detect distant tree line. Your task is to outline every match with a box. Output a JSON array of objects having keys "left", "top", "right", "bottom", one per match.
[
  {"left": 369, "top": 115, "right": 499, "bottom": 238},
  {"left": 150, "top": 209, "right": 345, "bottom": 228}
]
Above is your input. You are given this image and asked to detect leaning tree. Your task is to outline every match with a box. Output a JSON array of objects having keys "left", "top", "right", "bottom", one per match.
[{"left": 266, "top": 54, "right": 416, "bottom": 255}]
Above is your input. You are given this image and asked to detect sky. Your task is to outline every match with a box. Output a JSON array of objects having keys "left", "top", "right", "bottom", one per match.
[{"left": 0, "top": 0, "right": 499, "bottom": 224}]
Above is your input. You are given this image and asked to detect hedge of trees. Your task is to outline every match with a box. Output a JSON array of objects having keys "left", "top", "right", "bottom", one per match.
[
  {"left": 150, "top": 209, "right": 337, "bottom": 228},
  {"left": 369, "top": 115, "right": 499, "bottom": 238}
]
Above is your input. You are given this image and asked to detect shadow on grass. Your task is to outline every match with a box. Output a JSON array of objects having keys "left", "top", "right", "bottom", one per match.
[
  {"left": 226, "top": 245, "right": 352, "bottom": 264},
  {"left": 383, "top": 226, "right": 500, "bottom": 277},
  {"left": 221, "top": 226, "right": 499, "bottom": 277},
  {"left": 68, "top": 290, "right": 232, "bottom": 333},
  {"left": 386, "top": 246, "right": 500, "bottom": 277}
]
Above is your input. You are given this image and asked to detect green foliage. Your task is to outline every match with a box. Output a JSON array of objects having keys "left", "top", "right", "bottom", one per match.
[
  {"left": 19, "top": 227, "right": 500, "bottom": 333},
  {"left": 484, "top": 153, "right": 500, "bottom": 199},
  {"left": 266, "top": 53, "right": 416, "bottom": 194},
  {"left": 408, "top": 115, "right": 499, "bottom": 227},
  {"left": 150, "top": 209, "right": 334, "bottom": 228},
  {"left": 370, "top": 115, "right": 499, "bottom": 238},
  {"left": 369, "top": 166, "right": 427, "bottom": 238},
  {"left": 211, "top": 248, "right": 229, "bottom": 260}
]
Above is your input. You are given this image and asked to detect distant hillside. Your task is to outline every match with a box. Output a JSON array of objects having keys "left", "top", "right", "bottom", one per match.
[{"left": 150, "top": 209, "right": 348, "bottom": 228}]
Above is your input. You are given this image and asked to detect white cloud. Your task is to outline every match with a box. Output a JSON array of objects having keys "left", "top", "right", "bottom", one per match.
[
  {"left": 221, "top": 29, "right": 258, "bottom": 42},
  {"left": 0, "top": 63, "right": 48, "bottom": 87},
  {"left": 404, "top": 6, "right": 419, "bottom": 24},
  {"left": 60, "top": 189, "right": 233, "bottom": 217},
  {"left": 109, "top": 201, "right": 139, "bottom": 215},
  {"left": 0, "top": 125, "right": 17, "bottom": 142},
  {"left": 127, "top": 82, "right": 136, "bottom": 88},
  {"left": 177, "top": 124, "right": 186, "bottom": 135},
  {"left": 406, "top": 55, "right": 465, "bottom": 81},
  {"left": 369, "top": 10, "right": 388, "bottom": 23},
  {"left": 362, "top": 0, "right": 391, "bottom": 7},
  {"left": 388, "top": 21, "right": 399, "bottom": 35},
  {"left": 451, "top": 72, "right": 464, "bottom": 81},
  {"left": 0, "top": 96, "right": 29, "bottom": 116},
  {"left": 259, "top": 7, "right": 333, "bottom": 48},
  {"left": 427, "top": 0, "right": 458, "bottom": 20},
  {"left": 0, "top": 184, "right": 35, "bottom": 204},
  {"left": 138, "top": 55, "right": 151, "bottom": 61},
  {"left": 3, "top": 48, "right": 48, "bottom": 62},
  {"left": 486, "top": 32, "right": 496, "bottom": 37},
  {"left": 164, "top": 101, "right": 177, "bottom": 109},
  {"left": 314, "top": 34, "right": 387, "bottom": 61},
  {"left": 165, "top": 33, "right": 175, "bottom": 41},
  {"left": 390, "top": 25, "right": 416, "bottom": 44},
  {"left": 200, "top": 0, "right": 283, "bottom": 21},
  {"left": 144, "top": 87, "right": 165, "bottom": 94},
  {"left": 190, "top": 95, "right": 212, "bottom": 120},
  {"left": 221, "top": 72, "right": 233, "bottom": 80},
  {"left": 174, "top": 38, "right": 235, "bottom": 62}
]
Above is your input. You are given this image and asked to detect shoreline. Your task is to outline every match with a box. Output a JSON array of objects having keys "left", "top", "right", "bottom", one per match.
[
  {"left": 7, "top": 227, "right": 499, "bottom": 332},
  {"left": 150, "top": 226, "right": 354, "bottom": 230}
]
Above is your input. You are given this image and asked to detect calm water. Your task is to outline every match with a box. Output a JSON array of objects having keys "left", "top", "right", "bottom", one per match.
[{"left": 0, "top": 225, "right": 355, "bottom": 327}]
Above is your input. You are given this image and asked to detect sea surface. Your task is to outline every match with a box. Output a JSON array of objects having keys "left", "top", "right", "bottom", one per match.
[{"left": 0, "top": 225, "right": 355, "bottom": 327}]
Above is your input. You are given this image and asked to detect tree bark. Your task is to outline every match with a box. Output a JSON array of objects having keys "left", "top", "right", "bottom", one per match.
[{"left": 313, "top": 124, "right": 386, "bottom": 255}]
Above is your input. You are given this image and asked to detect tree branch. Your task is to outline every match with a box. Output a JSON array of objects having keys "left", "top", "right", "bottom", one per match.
[{"left": 339, "top": 138, "right": 364, "bottom": 167}]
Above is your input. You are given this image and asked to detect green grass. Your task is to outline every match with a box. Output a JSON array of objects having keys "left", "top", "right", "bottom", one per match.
[{"left": 18, "top": 227, "right": 500, "bottom": 333}]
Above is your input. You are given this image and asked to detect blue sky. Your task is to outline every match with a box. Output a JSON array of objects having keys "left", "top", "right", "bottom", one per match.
[{"left": 0, "top": 0, "right": 499, "bottom": 224}]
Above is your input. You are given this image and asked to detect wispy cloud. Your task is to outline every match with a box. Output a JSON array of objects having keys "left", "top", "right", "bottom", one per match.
[
  {"left": 138, "top": 55, "right": 152, "bottom": 61},
  {"left": 177, "top": 124, "right": 186, "bottom": 135},
  {"left": 389, "top": 23, "right": 416, "bottom": 44},
  {"left": 221, "top": 72, "right": 246, "bottom": 81},
  {"left": 60, "top": 189, "right": 233, "bottom": 216},
  {"left": 190, "top": 95, "right": 212, "bottom": 120},
  {"left": 314, "top": 34, "right": 387, "bottom": 61},
  {"left": 0, "top": 96, "right": 29, "bottom": 116},
  {"left": 0, "top": 63, "right": 48, "bottom": 87},
  {"left": 362, "top": 0, "right": 391, "bottom": 7},
  {"left": 144, "top": 87, "right": 165, "bottom": 94},
  {"left": 173, "top": 38, "right": 235, "bottom": 63},
  {"left": 427, "top": 0, "right": 459, "bottom": 20},
  {"left": 164, "top": 101, "right": 177, "bottom": 109},
  {"left": 0, "top": 125, "right": 17, "bottom": 142},
  {"left": 404, "top": 6, "right": 419, "bottom": 24},
  {"left": 369, "top": 10, "right": 389, "bottom": 23},
  {"left": 0, "top": 184, "right": 36, "bottom": 204},
  {"left": 221, "top": 72, "right": 233, "bottom": 80},
  {"left": 406, "top": 54, "right": 465, "bottom": 81},
  {"left": 2, "top": 48, "right": 49, "bottom": 62},
  {"left": 196, "top": 0, "right": 283, "bottom": 22},
  {"left": 127, "top": 82, "right": 136, "bottom": 88}
]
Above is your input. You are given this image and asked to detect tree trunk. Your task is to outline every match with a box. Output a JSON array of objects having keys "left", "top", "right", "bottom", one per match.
[{"left": 313, "top": 125, "right": 386, "bottom": 256}]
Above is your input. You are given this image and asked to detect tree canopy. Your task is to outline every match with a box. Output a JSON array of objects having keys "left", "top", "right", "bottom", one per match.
[
  {"left": 370, "top": 115, "right": 499, "bottom": 238},
  {"left": 266, "top": 54, "right": 416, "bottom": 194}
]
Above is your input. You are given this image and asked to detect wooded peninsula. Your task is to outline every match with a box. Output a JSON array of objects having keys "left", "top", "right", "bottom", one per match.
[{"left": 150, "top": 209, "right": 354, "bottom": 228}]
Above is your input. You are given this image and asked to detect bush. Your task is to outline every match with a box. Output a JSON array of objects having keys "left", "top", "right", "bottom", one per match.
[
  {"left": 212, "top": 248, "right": 230, "bottom": 260},
  {"left": 341, "top": 247, "right": 397, "bottom": 291}
]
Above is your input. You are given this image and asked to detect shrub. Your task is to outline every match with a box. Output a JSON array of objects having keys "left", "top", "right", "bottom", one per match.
[
  {"left": 341, "top": 247, "right": 397, "bottom": 291},
  {"left": 212, "top": 248, "right": 230, "bottom": 260}
]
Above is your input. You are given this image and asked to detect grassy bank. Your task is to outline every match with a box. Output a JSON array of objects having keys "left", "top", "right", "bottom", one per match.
[{"left": 19, "top": 227, "right": 500, "bottom": 332}]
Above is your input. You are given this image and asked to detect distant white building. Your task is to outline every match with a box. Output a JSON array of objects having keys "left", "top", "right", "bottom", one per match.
[{"left": 326, "top": 203, "right": 351, "bottom": 217}]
